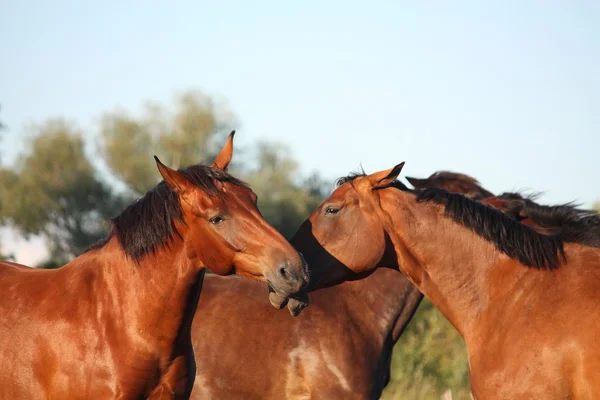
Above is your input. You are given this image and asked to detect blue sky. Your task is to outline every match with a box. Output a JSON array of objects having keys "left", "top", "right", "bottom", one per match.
[{"left": 1, "top": 1, "right": 599, "bottom": 264}]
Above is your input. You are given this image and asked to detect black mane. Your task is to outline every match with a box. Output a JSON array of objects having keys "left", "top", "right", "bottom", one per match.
[
  {"left": 336, "top": 170, "right": 367, "bottom": 187},
  {"left": 86, "top": 164, "right": 248, "bottom": 260},
  {"left": 417, "top": 188, "right": 566, "bottom": 270},
  {"left": 497, "top": 192, "right": 600, "bottom": 247}
]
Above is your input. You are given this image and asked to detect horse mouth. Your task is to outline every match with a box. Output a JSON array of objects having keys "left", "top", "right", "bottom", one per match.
[
  {"left": 267, "top": 286, "right": 289, "bottom": 309},
  {"left": 267, "top": 282, "right": 310, "bottom": 316},
  {"left": 266, "top": 281, "right": 293, "bottom": 298}
]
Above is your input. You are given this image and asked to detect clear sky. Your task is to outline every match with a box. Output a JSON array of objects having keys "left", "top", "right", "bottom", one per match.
[{"left": 1, "top": 1, "right": 599, "bottom": 264}]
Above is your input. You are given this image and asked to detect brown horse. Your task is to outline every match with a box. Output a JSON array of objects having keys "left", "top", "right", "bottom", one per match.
[
  {"left": 190, "top": 268, "right": 422, "bottom": 400},
  {"left": 292, "top": 163, "right": 600, "bottom": 399},
  {"left": 0, "top": 132, "right": 308, "bottom": 399}
]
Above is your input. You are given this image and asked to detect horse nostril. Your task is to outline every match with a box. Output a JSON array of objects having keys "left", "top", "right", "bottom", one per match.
[{"left": 279, "top": 267, "right": 289, "bottom": 278}]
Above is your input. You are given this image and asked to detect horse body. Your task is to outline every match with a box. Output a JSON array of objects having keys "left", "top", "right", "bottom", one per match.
[
  {"left": 294, "top": 164, "right": 600, "bottom": 399},
  {"left": 190, "top": 268, "right": 422, "bottom": 400},
  {"left": 382, "top": 189, "right": 600, "bottom": 399},
  {"left": 0, "top": 133, "right": 308, "bottom": 399}
]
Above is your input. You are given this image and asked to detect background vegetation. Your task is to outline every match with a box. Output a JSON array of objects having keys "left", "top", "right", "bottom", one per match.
[{"left": 1, "top": 92, "right": 596, "bottom": 399}]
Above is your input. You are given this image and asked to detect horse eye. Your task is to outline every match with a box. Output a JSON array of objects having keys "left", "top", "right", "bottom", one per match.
[
  {"left": 325, "top": 207, "right": 340, "bottom": 215},
  {"left": 209, "top": 216, "right": 225, "bottom": 225}
]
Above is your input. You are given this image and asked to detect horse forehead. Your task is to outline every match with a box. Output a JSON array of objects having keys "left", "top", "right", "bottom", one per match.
[
  {"left": 223, "top": 182, "right": 253, "bottom": 198},
  {"left": 221, "top": 185, "right": 259, "bottom": 214},
  {"left": 186, "top": 184, "right": 249, "bottom": 212},
  {"left": 335, "top": 181, "right": 365, "bottom": 200}
]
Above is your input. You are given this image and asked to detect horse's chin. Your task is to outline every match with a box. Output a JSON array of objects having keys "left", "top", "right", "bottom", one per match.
[
  {"left": 267, "top": 289, "right": 309, "bottom": 317},
  {"left": 268, "top": 290, "right": 289, "bottom": 309},
  {"left": 286, "top": 293, "right": 309, "bottom": 316}
]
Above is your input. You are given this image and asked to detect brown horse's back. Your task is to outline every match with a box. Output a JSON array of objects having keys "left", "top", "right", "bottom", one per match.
[{"left": 191, "top": 269, "right": 421, "bottom": 400}]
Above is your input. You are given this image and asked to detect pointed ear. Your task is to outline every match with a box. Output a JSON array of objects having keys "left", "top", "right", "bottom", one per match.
[
  {"left": 154, "top": 156, "right": 194, "bottom": 195},
  {"left": 405, "top": 176, "right": 428, "bottom": 189},
  {"left": 370, "top": 162, "right": 405, "bottom": 190},
  {"left": 212, "top": 130, "right": 235, "bottom": 171}
]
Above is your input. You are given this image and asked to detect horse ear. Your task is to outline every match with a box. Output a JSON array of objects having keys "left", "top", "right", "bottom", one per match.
[
  {"left": 212, "top": 130, "right": 235, "bottom": 171},
  {"left": 405, "top": 176, "right": 428, "bottom": 189},
  {"left": 154, "top": 156, "right": 193, "bottom": 195},
  {"left": 371, "top": 162, "right": 405, "bottom": 189}
]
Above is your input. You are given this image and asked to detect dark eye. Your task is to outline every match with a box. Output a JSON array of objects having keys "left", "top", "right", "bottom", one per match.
[
  {"left": 209, "top": 216, "right": 224, "bottom": 225},
  {"left": 325, "top": 207, "right": 340, "bottom": 215}
]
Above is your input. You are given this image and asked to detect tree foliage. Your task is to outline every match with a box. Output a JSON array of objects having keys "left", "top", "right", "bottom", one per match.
[
  {"left": 97, "top": 91, "right": 327, "bottom": 238},
  {"left": 0, "top": 119, "right": 125, "bottom": 263},
  {"left": 99, "top": 91, "right": 235, "bottom": 195},
  {"left": 0, "top": 106, "right": 15, "bottom": 262},
  {"left": 244, "top": 142, "right": 329, "bottom": 238}
]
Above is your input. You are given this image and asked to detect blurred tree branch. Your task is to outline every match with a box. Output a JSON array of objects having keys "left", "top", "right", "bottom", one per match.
[
  {"left": 0, "top": 119, "right": 127, "bottom": 263},
  {"left": 244, "top": 141, "right": 329, "bottom": 238},
  {"left": 99, "top": 90, "right": 236, "bottom": 195}
]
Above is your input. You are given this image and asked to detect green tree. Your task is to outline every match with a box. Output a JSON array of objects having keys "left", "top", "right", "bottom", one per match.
[
  {"left": 0, "top": 105, "right": 6, "bottom": 217},
  {"left": 99, "top": 90, "right": 236, "bottom": 195},
  {"left": 0, "top": 119, "right": 125, "bottom": 263},
  {"left": 244, "top": 142, "right": 329, "bottom": 238},
  {"left": 0, "top": 249, "right": 13, "bottom": 262},
  {"left": 0, "top": 105, "right": 14, "bottom": 262}
]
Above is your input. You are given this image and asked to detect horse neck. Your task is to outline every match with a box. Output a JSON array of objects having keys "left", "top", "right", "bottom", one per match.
[
  {"left": 376, "top": 190, "right": 502, "bottom": 339},
  {"left": 339, "top": 269, "right": 422, "bottom": 344},
  {"left": 78, "top": 235, "right": 202, "bottom": 352}
]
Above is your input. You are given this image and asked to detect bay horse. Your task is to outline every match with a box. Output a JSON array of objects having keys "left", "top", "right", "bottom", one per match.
[
  {"left": 292, "top": 163, "right": 600, "bottom": 399},
  {"left": 0, "top": 132, "right": 308, "bottom": 399},
  {"left": 190, "top": 268, "right": 422, "bottom": 400}
]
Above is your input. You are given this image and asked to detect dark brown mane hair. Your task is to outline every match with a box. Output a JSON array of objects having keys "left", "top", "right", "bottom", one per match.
[
  {"left": 87, "top": 164, "right": 248, "bottom": 260},
  {"left": 497, "top": 192, "right": 600, "bottom": 248},
  {"left": 417, "top": 188, "right": 566, "bottom": 270}
]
